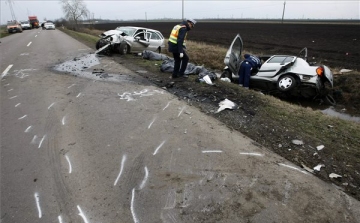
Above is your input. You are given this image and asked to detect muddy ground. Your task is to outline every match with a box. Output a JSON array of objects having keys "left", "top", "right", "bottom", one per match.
[{"left": 67, "top": 21, "right": 360, "bottom": 201}]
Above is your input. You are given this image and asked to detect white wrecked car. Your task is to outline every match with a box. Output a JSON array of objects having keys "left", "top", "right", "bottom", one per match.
[
  {"left": 222, "top": 34, "right": 335, "bottom": 105},
  {"left": 96, "top": 26, "right": 165, "bottom": 55}
]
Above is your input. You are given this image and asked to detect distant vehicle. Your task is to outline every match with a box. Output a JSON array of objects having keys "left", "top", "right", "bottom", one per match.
[
  {"left": 44, "top": 22, "right": 55, "bottom": 30},
  {"left": 28, "top": 16, "right": 39, "bottom": 28},
  {"left": 7, "top": 20, "right": 23, "bottom": 33},
  {"left": 222, "top": 34, "right": 335, "bottom": 104},
  {"left": 20, "top": 21, "right": 31, "bottom": 30},
  {"left": 95, "top": 26, "right": 165, "bottom": 55}
]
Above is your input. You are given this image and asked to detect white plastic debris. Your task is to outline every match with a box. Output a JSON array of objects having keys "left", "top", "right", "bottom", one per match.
[
  {"left": 317, "top": 145, "right": 325, "bottom": 151},
  {"left": 202, "top": 75, "right": 214, "bottom": 85},
  {"left": 340, "top": 69, "right": 352, "bottom": 73},
  {"left": 215, "top": 98, "right": 237, "bottom": 113},
  {"left": 220, "top": 77, "right": 231, "bottom": 82},
  {"left": 302, "top": 163, "right": 314, "bottom": 173},
  {"left": 292, "top": 139, "right": 304, "bottom": 145},
  {"left": 329, "top": 173, "right": 342, "bottom": 179},
  {"left": 313, "top": 164, "right": 324, "bottom": 171}
]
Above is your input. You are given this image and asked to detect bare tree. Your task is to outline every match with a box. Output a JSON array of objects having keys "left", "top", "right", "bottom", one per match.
[{"left": 60, "top": 0, "right": 89, "bottom": 30}]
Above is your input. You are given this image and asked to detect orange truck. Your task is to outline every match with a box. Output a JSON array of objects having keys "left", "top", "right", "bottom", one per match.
[{"left": 28, "top": 16, "right": 39, "bottom": 29}]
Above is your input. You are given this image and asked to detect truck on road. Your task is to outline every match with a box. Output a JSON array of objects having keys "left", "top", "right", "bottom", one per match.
[{"left": 28, "top": 16, "right": 39, "bottom": 29}]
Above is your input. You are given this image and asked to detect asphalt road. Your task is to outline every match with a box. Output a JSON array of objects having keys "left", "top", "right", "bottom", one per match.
[{"left": 1, "top": 28, "right": 360, "bottom": 223}]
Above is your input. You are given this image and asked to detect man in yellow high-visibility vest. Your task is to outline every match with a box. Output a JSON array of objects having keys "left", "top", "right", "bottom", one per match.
[{"left": 168, "top": 18, "right": 196, "bottom": 79}]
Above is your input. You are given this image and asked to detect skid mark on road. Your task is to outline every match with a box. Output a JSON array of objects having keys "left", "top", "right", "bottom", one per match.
[
  {"left": 34, "top": 192, "right": 42, "bottom": 218},
  {"left": 114, "top": 154, "right": 127, "bottom": 186},
  {"left": 77, "top": 205, "right": 89, "bottom": 223},
  {"left": 139, "top": 166, "right": 149, "bottom": 190},
  {"left": 131, "top": 188, "right": 139, "bottom": 223},
  {"left": 153, "top": 140, "right": 166, "bottom": 155},
  {"left": 65, "top": 155, "right": 72, "bottom": 174}
]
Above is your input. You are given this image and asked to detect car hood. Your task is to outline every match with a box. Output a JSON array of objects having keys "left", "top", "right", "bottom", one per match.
[
  {"left": 224, "top": 34, "right": 243, "bottom": 75},
  {"left": 100, "top": 30, "right": 123, "bottom": 37}
]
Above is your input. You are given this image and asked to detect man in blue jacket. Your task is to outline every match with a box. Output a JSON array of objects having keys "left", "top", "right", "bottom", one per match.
[
  {"left": 168, "top": 18, "right": 196, "bottom": 78},
  {"left": 238, "top": 54, "right": 262, "bottom": 88}
]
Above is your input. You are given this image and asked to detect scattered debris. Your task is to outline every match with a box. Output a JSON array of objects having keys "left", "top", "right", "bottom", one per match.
[
  {"left": 292, "top": 139, "right": 304, "bottom": 145},
  {"left": 317, "top": 145, "right": 325, "bottom": 151},
  {"left": 340, "top": 69, "right": 352, "bottom": 73},
  {"left": 327, "top": 125, "right": 334, "bottom": 128},
  {"left": 313, "top": 164, "right": 325, "bottom": 171},
  {"left": 220, "top": 77, "right": 231, "bottom": 82},
  {"left": 301, "top": 163, "right": 314, "bottom": 173},
  {"left": 215, "top": 99, "right": 237, "bottom": 113},
  {"left": 136, "top": 70, "right": 148, "bottom": 74},
  {"left": 201, "top": 75, "right": 214, "bottom": 85},
  {"left": 329, "top": 173, "right": 342, "bottom": 179}
]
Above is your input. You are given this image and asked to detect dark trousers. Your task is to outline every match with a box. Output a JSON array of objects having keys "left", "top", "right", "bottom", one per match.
[
  {"left": 238, "top": 61, "right": 252, "bottom": 87},
  {"left": 172, "top": 51, "right": 189, "bottom": 77}
]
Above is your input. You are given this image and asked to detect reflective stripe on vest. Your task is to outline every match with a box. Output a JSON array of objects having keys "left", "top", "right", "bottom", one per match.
[{"left": 169, "top": 25, "right": 187, "bottom": 46}]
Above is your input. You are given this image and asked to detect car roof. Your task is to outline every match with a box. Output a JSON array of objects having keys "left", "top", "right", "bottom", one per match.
[{"left": 116, "top": 26, "right": 161, "bottom": 33}]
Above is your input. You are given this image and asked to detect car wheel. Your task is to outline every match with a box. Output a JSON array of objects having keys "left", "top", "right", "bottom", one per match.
[
  {"left": 220, "top": 70, "right": 233, "bottom": 82},
  {"left": 118, "top": 43, "right": 129, "bottom": 55},
  {"left": 324, "top": 94, "right": 336, "bottom": 106},
  {"left": 277, "top": 75, "right": 296, "bottom": 91}
]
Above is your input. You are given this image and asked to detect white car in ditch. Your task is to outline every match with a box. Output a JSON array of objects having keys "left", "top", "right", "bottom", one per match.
[{"left": 95, "top": 26, "right": 165, "bottom": 55}]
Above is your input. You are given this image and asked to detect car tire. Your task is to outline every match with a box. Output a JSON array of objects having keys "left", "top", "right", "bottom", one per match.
[
  {"left": 324, "top": 94, "right": 336, "bottom": 106},
  {"left": 220, "top": 69, "right": 233, "bottom": 82},
  {"left": 118, "top": 43, "right": 129, "bottom": 55},
  {"left": 277, "top": 75, "right": 296, "bottom": 92}
]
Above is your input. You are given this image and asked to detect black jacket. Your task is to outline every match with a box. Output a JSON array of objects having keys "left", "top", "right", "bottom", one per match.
[{"left": 168, "top": 21, "right": 191, "bottom": 53}]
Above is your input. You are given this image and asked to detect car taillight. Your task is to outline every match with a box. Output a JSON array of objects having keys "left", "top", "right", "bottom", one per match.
[{"left": 316, "top": 67, "right": 324, "bottom": 77}]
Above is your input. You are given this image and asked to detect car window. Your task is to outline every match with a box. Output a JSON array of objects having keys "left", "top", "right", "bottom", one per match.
[
  {"left": 148, "top": 32, "right": 161, "bottom": 40},
  {"left": 267, "top": 56, "right": 294, "bottom": 63},
  {"left": 116, "top": 27, "right": 137, "bottom": 36}
]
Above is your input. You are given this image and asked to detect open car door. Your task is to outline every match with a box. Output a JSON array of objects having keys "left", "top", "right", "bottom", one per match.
[{"left": 224, "top": 34, "right": 243, "bottom": 75}]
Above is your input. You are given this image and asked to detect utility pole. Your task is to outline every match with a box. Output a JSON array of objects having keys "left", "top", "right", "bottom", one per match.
[
  {"left": 182, "top": 0, "right": 184, "bottom": 20},
  {"left": 281, "top": 1, "right": 286, "bottom": 24},
  {"left": 6, "top": 0, "right": 17, "bottom": 21}
]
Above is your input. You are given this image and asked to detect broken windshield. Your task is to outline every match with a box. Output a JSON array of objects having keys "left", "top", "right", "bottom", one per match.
[{"left": 115, "top": 27, "right": 137, "bottom": 36}]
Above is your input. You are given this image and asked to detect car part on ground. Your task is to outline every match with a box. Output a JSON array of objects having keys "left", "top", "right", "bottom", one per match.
[
  {"left": 95, "top": 26, "right": 165, "bottom": 55},
  {"left": 222, "top": 34, "right": 335, "bottom": 105}
]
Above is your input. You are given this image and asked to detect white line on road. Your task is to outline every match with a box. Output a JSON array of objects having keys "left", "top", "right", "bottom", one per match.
[
  {"left": 139, "top": 166, "right": 149, "bottom": 190},
  {"left": 35, "top": 35, "right": 37, "bottom": 37},
  {"left": 58, "top": 215, "right": 63, "bottom": 223},
  {"left": 114, "top": 154, "right": 127, "bottom": 186},
  {"left": 131, "top": 188, "right": 139, "bottom": 223},
  {"left": 9, "top": 95, "right": 18, "bottom": 99},
  {"left": 18, "top": 115, "right": 27, "bottom": 120},
  {"left": 148, "top": 117, "right": 156, "bottom": 129},
  {"left": 27, "top": 42, "right": 32, "bottom": 47},
  {"left": 7, "top": 88, "right": 13, "bottom": 92},
  {"left": 163, "top": 101, "right": 171, "bottom": 110},
  {"left": 38, "top": 135, "right": 46, "bottom": 148},
  {"left": 4, "top": 83, "right": 10, "bottom": 86},
  {"left": 15, "top": 103, "right": 21, "bottom": 107},
  {"left": 34, "top": 193, "right": 42, "bottom": 218},
  {"left": 76, "top": 93, "right": 82, "bottom": 98},
  {"left": 278, "top": 163, "right": 308, "bottom": 175},
  {"left": 65, "top": 155, "right": 72, "bottom": 173},
  {"left": 178, "top": 106, "right": 186, "bottom": 117},
  {"left": 25, "top": 126, "right": 32, "bottom": 133},
  {"left": 239, "top": 152, "right": 264, "bottom": 156},
  {"left": 62, "top": 116, "right": 66, "bottom": 125},
  {"left": 202, "top": 150, "right": 223, "bottom": 153},
  {"left": 153, "top": 140, "right": 166, "bottom": 155},
  {"left": 31, "top": 135, "right": 38, "bottom": 144},
  {"left": 48, "top": 102, "right": 55, "bottom": 110},
  {"left": 67, "top": 84, "right": 75, "bottom": 88},
  {"left": 77, "top": 205, "right": 89, "bottom": 223},
  {"left": 1, "top": 64, "right": 13, "bottom": 78}
]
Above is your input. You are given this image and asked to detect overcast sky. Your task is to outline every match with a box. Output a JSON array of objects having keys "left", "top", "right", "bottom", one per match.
[{"left": 1, "top": 0, "right": 359, "bottom": 24}]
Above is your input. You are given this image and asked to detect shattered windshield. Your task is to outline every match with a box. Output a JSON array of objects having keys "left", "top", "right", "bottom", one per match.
[{"left": 115, "top": 27, "right": 137, "bottom": 36}]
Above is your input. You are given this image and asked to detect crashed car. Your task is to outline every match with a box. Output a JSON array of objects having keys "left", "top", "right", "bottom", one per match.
[
  {"left": 95, "top": 26, "right": 165, "bottom": 55},
  {"left": 222, "top": 34, "right": 335, "bottom": 104}
]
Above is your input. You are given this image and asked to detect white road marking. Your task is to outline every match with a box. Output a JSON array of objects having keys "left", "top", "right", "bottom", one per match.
[
  {"left": 202, "top": 150, "right": 223, "bottom": 153},
  {"left": 1, "top": 64, "right": 13, "bottom": 78},
  {"left": 239, "top": 152, "right": 264, "bottom": 156},
  {"left": 38, "top": 135, "right": 46, "bottom": 148},
  {"left": 278, "top": 163, "right": 308, "bottom": 175},
  {"left": 77, "top": 205, "right": 89, "bottom": 223},
  {"left": 7, "top": 88, "right": 13, "bottom": 92},
  {"left": 139, "top": 166, "right": 149, "bottom": 190},
  {"left": 67, "top": 84, "right": 75, "bottom": 88},
  {"left": 148, "top": 117, "right": 156, "bottom": 129},
  {"left": 114, "top": 154, "right": 127, "bottom": 186},
  {"left": 65, "top": 155, "right": 72, "bottom": 173},
  {"left": 76, "top": 93, "right": 82, "bottom": 98},
  {"left": 163, "top": 101, "right": 171, "bottom": 110},
  {"left": 15, "top": 103, "right": 21, "bottom": 107},
  {"left": 131, "top": 188, "right": 139, "bottom": 223},
  {"left": 178, "top": 106, "right": 186, "bottom": 117},
  {"left": 9, "top": 95, "right": 18, "bottom": 99},
  {"left": 27, "top": 42, "right": 32, "bottom": 47},
  {"left": 34, "top": 193, "right": 42, "bottom": 218},
  {"left": 48, "top": 102, "right": 55, "bottom": 110},
  {"left": 4, "top": 83, "right": 10, "bottom": 86},
  {"left": 25, "top": 126, "right": 32, "bottom": 133},
  {"left": 31, "top": 135, "right": 38, "bottom": 144},
  {"left": 153, "top": 140, "right": 166, "bottom": 155},
  {"left": 62, "top": 116, "right": 66, "bottom": 125},
  {"left": 35, "top": 35, "right": 37, "bottom": 37},
  {"left": 58, "top": 215, "right": 63, "bottom": 223},
  {"left": 18, "top": 115, "right": 27, "bottom": 120}
]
